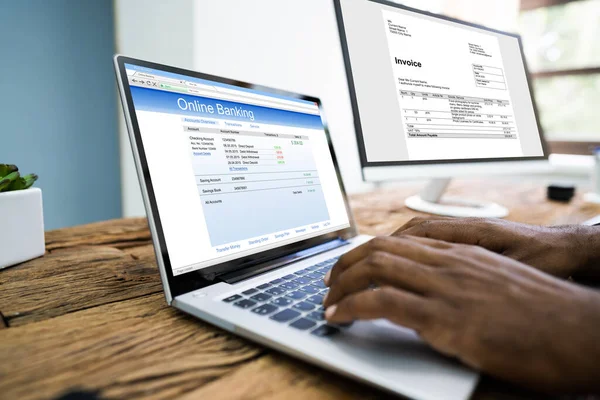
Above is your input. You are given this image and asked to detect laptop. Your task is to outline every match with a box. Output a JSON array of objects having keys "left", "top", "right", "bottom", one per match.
[{"left": 114, "top": 55, "right": 478, "bottom": 400}]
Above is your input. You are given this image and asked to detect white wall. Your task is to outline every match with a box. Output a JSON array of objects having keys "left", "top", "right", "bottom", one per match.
[{"left": 114, "top": 0, "right": 195, "bottom": 217}]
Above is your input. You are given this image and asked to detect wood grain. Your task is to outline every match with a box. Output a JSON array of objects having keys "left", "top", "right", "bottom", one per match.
[
  {"left": 179, "top": 352, "right": 395, "bottom": 400},
  {"left": 0, "top": 245, "right": 162, "bottom": 327},
  {"left": 45, "top": 217, "right": 151, "bottom": 251},
  {"left": 0, "top": 294, "right": 262, "bottom": 400},
  {"left": 123, "top": 243, "right": 160, "bottom": 265}
]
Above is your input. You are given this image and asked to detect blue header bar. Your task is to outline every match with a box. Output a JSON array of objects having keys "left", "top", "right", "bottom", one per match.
[
  {"left": 125, "top": 63, "right": 317, "bottom": 107},
  {"left": 130, "top": 86, "right": 324, "bottom": 130}
]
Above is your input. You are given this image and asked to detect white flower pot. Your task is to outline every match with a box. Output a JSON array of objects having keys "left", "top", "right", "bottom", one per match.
[{"left": 0, "top": 187, "right": 45, "bottom": 269}]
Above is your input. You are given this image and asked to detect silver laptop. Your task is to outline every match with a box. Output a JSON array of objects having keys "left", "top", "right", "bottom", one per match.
[{"left": 114, "top": 55, "right": 478, "bottom": 400}]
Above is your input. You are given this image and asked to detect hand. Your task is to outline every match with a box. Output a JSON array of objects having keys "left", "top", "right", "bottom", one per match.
[
  {"left": 323, "top": 235, "right": 600, "bottom": 392},
  {"left": 393, "top": 217, "right": 600, "bottom": 280}
]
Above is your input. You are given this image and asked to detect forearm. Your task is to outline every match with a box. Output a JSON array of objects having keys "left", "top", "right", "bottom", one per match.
[
  {"left": 550, "top": 287, "right": 600, "bottom": 393},
  {"left": 571, "top": 226, "right": 600, "bottom": 283}
]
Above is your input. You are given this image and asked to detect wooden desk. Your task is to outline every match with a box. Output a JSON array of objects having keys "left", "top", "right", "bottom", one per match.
[{"left": 2, "top": 178, "right": 599, "bottom": 400}]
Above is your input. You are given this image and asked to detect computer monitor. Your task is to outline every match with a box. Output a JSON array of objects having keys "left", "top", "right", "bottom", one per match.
[{"left": 334, "top": 0, "right": 549, "bottom": 217}]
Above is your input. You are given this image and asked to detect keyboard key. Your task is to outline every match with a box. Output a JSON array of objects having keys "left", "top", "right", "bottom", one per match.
[
  {"left": 271, "top": 297, "right": 293, "bottom": 307},
  {"left": 266, "top": 287, "right": 286, "bottom": 296},
  {"left": 294, "top": 269, "right": 308, "bottom": 275},
  {"left": 269, "top": 278, "right": 284, "bottom": 285},
  {"left": 293, "top": 301, "right": 315, "bottom": 312},
  {"left": 299, "top": 285, "right": 320, "bottom": 295},
  {"left": 311, "top": 324, "right": 340, "bottom": 337},
  {"left": 250, "top": 292, "right": 272, "bottom": 302},
  {"left": 222, "top": 294, "right": 242, "bottom": 303},
  {"left": 318, "top": 267, "right": 331, "bottom": 274},
  {"left": 292, "top": 277, "right": 312, "bottom": 285},
  {"left": 306, "top": 294, "right": 324, "bottom": 305},
  {"left": 279, "top": 282, "right": 299, "bottom": 290},
  {"left": 270, "top": 308, "right": 301, "bottom": 322},
  {"left": 233, "top": 299, "right": 256, "bottom": 309},
  {"left": 251, "top": 303, "right": 278, "bottom": 316},
  {"left": 312, "top": 280, "right": 327, "bottom": 289},
  {"left": 242, "top": 288, "right": 258, "bottom": 295},
  {"left": 306, "top": 272, "right": 323, "bottom": 280},
  {"left": 308, "top": 311, "right": 325, "bottom": 321},
  {"left": 282, "top": 274, "right": 296, "bottom": 280},
  {"left": 286, "top": 291, "right": 307, "bottom": 300},
  {"left": 290, "top": 318, "right": 317, "bottom": 330},
  {"left": 306, "top": 264, "right": 322, "bottom": 271},
  {"left": 257, "top": 283, "right": 271, "bottom": 290}
]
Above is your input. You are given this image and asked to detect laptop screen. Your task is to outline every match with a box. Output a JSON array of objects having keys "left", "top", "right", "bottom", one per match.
[{"left": 125, "top": 64, "right": 351, "bottom": 276}]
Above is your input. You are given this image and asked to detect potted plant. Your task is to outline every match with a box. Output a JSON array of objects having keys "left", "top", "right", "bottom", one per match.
[{"left": 0, "top": 164, "right": 44, "bottom": 269}]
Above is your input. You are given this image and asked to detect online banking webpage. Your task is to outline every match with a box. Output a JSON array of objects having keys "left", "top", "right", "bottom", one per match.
[
  {"left": 339, "top": 0, "right": 544, "bottom": 162},
  {"left": 126, "top": 64, "right": 350, "bottom": 276}
]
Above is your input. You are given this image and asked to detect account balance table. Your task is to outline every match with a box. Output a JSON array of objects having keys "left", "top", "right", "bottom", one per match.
[{"left": 1, "top": 179, "right": 599, "bottom": 400}]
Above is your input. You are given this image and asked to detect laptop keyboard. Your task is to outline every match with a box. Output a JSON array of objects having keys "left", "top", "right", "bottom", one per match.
[{"left": 221, "top": 256, "right": 340, "bottom": 337}]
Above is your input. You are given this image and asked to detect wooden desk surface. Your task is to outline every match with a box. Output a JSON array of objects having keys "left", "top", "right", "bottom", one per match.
[{"left": 2, "top": 178, "right": 599, "bottom": 400}]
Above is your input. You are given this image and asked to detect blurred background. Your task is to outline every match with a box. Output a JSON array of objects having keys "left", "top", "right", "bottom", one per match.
[{"left": 1, "top": 0, "right": 598, "bottom": 230}]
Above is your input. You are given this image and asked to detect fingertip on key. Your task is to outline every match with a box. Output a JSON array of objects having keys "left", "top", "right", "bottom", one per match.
[
  {"left": 324, "top": 270, "right": 331, "bottom": 286},
  {"left": 325, "top": 304, "right": 337, "bottom": 320}
]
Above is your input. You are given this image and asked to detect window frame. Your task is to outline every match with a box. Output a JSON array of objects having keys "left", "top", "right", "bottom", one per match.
[{"left": 519, "top": 0, "right": 600, "bottom": 153}]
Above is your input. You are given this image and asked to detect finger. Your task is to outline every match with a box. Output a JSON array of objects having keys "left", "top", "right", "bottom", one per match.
[
  {"left": 324, "top": 251, "right": 439, "bottom": 308},
  {"left": 400, "top": 218, "right": 488, "bottom": 246},
  {"left": 393, "top": 216, "right": 451, "bottom": 235},
  {"left": 399, "top": 234, "right": 455, "bottom": 249},
  {"left": 325, "top": 286, "right": 434, "bottom": 332},
  {"left": 326, "top": 236, "right": 450, "bottom": 286},
  {"left": 325, "top": 239, "right": 372, "bottom": 286}
]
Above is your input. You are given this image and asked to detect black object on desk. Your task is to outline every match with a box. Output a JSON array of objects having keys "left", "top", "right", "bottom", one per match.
[{"left": 547, "top": 184, "right": 575, "bottom": 202}]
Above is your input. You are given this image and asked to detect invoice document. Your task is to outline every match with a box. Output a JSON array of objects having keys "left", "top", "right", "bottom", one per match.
[{"left": 382, "top": 9, "right": 523, "bottom": 160}]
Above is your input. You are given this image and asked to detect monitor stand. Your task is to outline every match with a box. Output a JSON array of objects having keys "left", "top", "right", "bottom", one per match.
[{"left": 404, "top": 178, "right": 509, "bottom": 218}]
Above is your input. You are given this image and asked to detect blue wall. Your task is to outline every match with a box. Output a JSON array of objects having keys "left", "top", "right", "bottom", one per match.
[{"left": 0, "top": 0, "right": 121, "bottom": 230}]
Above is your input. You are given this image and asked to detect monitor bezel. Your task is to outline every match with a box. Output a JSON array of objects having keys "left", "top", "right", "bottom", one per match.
[
  {"left": 114, "top": 55, "right": 357, "bottom": 301},
  {"left": 333, "top": 0, "right": 549, "bottom": 169}
]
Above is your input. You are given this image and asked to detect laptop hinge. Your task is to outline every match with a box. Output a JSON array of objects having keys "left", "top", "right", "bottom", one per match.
[{"left": 217, "top": 239, "right": 349, "bottom": 284}]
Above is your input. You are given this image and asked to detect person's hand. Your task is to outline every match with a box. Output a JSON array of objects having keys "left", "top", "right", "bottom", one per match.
[
  {"left": 393, "top": 217, "right": 600, "bottom": 280},
  {"left": 323, "top": 235, "right": 600, "bottom": 392}
]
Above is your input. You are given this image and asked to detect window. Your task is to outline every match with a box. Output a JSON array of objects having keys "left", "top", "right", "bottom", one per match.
[{"left": 519, "top": 0, "right": 600, "bottom": 154}]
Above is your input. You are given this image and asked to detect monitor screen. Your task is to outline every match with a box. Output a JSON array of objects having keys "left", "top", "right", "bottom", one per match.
[
  {"left": 124, "top": 64, "right": 350, "bottom": 276},
  {"left": 336, "top": 0, "right": 545, "bottom": 165}
]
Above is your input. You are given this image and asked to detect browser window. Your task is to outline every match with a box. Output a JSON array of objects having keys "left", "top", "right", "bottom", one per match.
[{"left": 125, "top": 64, "right": 350, "bottom": 276}]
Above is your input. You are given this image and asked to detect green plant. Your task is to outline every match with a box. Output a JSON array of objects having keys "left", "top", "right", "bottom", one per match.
[{"left": 0, "top": 164, "right": 38, "bottom": 192}]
